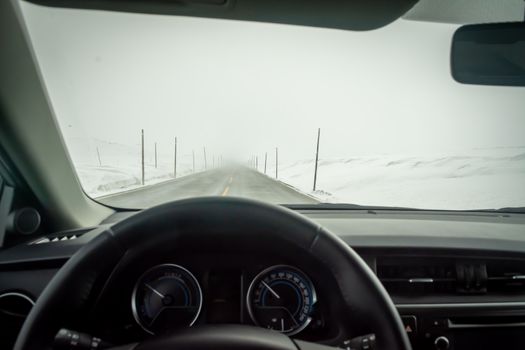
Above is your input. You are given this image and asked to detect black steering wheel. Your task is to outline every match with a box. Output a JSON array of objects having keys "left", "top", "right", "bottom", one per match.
[{"left": 14, "top": 197, "right": 411, "bottom": 350}]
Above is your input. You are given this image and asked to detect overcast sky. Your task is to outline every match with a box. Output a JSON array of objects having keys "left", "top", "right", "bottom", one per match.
[{"left": 20, "top": 1, "right": 525, "bottom": 164}]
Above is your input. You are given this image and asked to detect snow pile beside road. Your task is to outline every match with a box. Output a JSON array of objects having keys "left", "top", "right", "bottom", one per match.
[
  {"left": 75, "top": 164, "right": 179, "bottom": 197},
  {"left": 273, "top": 149, "right": 525, "bottom": 210},
  {"left": 65, "top": 138, "right": 196, "bottom": 197}
]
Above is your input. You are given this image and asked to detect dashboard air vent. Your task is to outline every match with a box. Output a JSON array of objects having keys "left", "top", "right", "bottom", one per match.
[
  {"left": 377, "top": 258, "right": 457, "bottom": 295},
  {"left": 0, "top": 292, "right": 35, "bottom": 349},
  {"left": 377, "top": 257, "right": 525, "bottom": 297},
  {"left": 0, "top": 292, "right": 34, "bottom": 317},
  {"left": 486, "top": 260, "right": 525, "bottom": 295}
]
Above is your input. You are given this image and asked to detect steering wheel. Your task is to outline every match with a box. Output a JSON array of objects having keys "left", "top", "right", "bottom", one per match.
[{"left": 14, "top": 197, "right": 411, "bottom": 350}]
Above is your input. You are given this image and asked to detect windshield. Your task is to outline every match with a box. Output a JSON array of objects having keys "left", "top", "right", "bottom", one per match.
[{"left": 20, "top": 2, "right": 525, "bottom": 210}]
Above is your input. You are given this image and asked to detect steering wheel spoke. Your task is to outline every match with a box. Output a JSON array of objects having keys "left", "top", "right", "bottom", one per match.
[
  {"left": 106, "top": 344, "right": 139, "bottom": 350},
  {"left": 294, "top": 339, "right": 343, "bottom": 350},
  {"left": 105, "top": 325, "right": 342, "bottom": 350}
]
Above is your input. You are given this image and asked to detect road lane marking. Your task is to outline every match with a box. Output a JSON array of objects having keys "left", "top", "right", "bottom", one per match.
[{"left": 221, "top": 186, "right": 230, "bottom": 196}]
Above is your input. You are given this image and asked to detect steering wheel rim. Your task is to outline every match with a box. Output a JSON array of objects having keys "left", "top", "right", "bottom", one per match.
[{"left": 14, "top": 197, "right": 411, "bottom": 350}]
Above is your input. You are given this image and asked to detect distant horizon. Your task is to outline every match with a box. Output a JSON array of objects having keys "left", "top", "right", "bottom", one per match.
[{"left": 65, "top": 134, "right": 525, "bottom": 168}]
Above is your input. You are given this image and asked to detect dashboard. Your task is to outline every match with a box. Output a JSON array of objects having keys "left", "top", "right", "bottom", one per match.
[
  {"left": 1, "top": 209, "right": 525, "bottom": 350},
  {"left": 91, "top": 250, "right": 339, "bottom": 346}
]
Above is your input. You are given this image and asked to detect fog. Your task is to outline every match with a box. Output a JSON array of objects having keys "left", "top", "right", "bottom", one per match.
[{"left": 21, "top": 1, "right": 525, "bottom": 165}]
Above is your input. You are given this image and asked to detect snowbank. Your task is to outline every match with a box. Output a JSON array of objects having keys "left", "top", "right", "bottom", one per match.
[
  {"left": 271, "top": 149, "right": 525, "bottom": 210},
  {"left": 65, "top": 137, "right": 197, "bottom": 197}
]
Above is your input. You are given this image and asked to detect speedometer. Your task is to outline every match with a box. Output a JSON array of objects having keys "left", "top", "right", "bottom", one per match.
[
  {"left": 131, "top": 264, "right": 202, "bottom": 335},
  {"left": 246, "top": 265, "right": 317, "bottom": 335}
]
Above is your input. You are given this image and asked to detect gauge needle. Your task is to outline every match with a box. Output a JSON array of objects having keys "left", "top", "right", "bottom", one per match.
[
  {"left": 280, "top": 318, "right": 285, "bottom": 332},
  {"left": 145, "top": 283, "right": 165, "bottom": 298},
  {"left": 262, "top": 281, "right": 280, "bottom": 299}
]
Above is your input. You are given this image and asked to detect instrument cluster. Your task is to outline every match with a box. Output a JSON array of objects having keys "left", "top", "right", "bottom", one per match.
[{"left": 131, "top": 263, "right": 320, "bottom": 336}]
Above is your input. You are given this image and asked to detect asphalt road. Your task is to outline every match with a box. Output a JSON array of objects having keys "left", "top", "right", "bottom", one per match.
[{"left": 98, "top": 166, "right": 318, "bottom": 208}]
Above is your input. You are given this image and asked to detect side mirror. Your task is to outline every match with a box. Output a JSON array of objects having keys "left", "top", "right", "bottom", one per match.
[{"left": 451, "top": 22, "right": 525, "bottom": 87}]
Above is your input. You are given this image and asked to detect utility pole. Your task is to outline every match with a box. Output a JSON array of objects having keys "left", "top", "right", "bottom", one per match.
[
  {"left": 203, "top": 147, "right": 207, "bottom": 170},
  {"left": 154, "top": 142, "right": 158, "bottom": 168},
  {"left": 264, "top": 152, "right": 267, "bottom": 174},
  {"left": 192, "top": 150, "right": 195, "bottom": 173},
  {"left": 256, "top": 156, "right": 258, "bottom": 171},
  {"left": 174, "top": 137, "right": 177, "bottom": 178},
  {"left": 275, "top": 147, "right": 279, "bottom": 179},
  {"left": 96, "top": 147, "right": 102, "bottom": 166},
  {"left": 313, "top": 128, "right": 321, "bottom": 191},
  {"left": 141, "top": 129, "right": 145, "bottom": 185}
]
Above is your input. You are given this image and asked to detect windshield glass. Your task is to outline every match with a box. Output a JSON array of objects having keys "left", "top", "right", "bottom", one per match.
[{"left": 20, "top": 2, "right": 525, "bottom": 210}]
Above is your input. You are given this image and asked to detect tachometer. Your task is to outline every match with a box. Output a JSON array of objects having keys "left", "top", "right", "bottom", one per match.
[
  {"left": 131, "top": 264, "right": 202, "bottom": 335},
  {"left": 247, "top": 265, "right": 317, "bottom": 335}
]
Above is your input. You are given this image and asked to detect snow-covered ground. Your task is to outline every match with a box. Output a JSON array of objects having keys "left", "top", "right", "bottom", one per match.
[
  {"left": 66, "top": 137, "right": 525, "bottom": 210},
  {"left": 270, "top": 148, "right": 525, "bottom": 210},
  {"left": 66, "top": 138, "right": 200, "bottom": 197}
]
